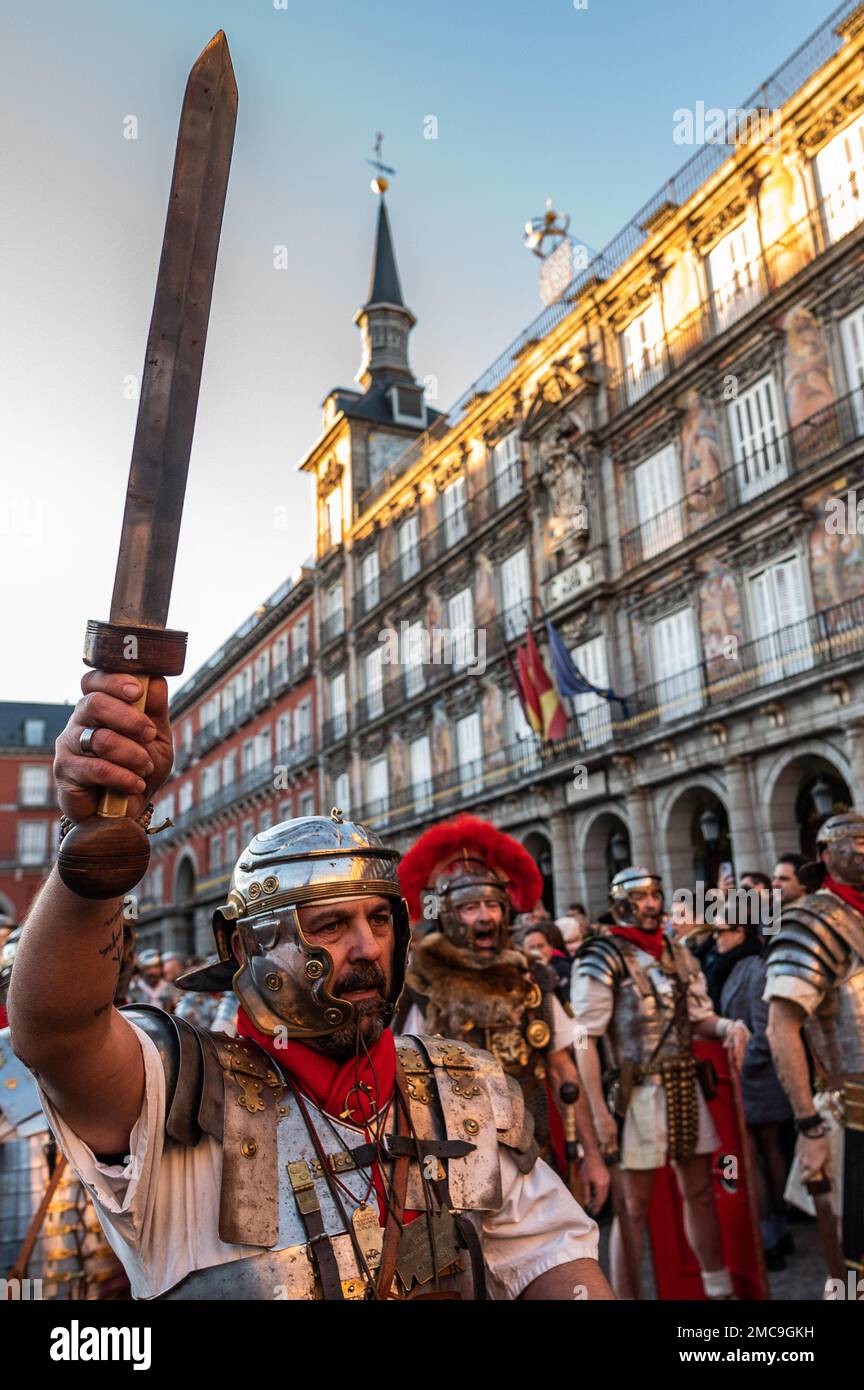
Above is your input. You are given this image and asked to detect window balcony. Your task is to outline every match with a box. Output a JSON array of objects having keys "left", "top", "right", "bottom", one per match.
[
  {"left": 608, "top": 207, "right": 823, "bottom": 419},
  {"left": 252, "top": 674, "right": 271, "bottom": 711},
  {"left": 621, "top": 387, "right": 864, "bottom": 570},
  {"left": 271, "top": 661, "right": 290, "bottom": 695},
  {"left": 194, "top": 719, "right": 220, "bottom": 756},
  {"left": 323, "top": 713, "right": 349, "bottom": 746},
  {"left": 320, "top": 610, "right": 346, "bottom": 647}
]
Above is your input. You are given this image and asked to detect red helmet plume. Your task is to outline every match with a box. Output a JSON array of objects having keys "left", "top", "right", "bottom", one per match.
[{"left": 398, "top": 814, "right": 543, "bottom": 920}]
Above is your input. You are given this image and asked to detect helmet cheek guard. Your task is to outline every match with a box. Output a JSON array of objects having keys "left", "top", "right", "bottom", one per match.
[{"left": 176, "top": 811, "right": 411, "bottom": 1042}]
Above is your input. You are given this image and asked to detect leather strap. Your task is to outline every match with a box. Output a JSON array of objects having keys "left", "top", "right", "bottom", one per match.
[
  {"left": 8, "top": 1152, "right": 68, "bottom": 1283},
  {"left": 286, "top": 1157, "right": 345, "bottom": 1302},
  {"left": 350, "top": 1136, "right": 475, "bottom": 1167},
  {"left": 376, "top": 1060, "right": 412, "bottom": 1300}
]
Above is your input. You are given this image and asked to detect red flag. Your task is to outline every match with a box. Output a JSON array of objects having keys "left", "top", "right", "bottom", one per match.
[
  {"left": 516, "top": 642, "right": 543, "bottom": 734},
  {"left": 526, "top": 627, "right": 567, "bottom": 740}
]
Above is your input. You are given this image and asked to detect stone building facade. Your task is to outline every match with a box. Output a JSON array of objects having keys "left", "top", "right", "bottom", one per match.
[{"left": 302, "top": 7, "right": 864, "bottom": 916}]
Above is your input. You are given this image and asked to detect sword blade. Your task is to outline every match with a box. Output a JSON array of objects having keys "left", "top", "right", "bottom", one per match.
[{"left": 110, "top": 30, "right": 237, "bottom": 627}]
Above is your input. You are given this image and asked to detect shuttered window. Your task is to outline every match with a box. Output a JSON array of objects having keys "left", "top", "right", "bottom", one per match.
[
  {"left": 840, "top": 304, "right": 864, "bottom": 435},
  {"left": 708, "top": 216, "right": 762, "bottom": 330},
  {"left": 366, "top": 755, "right": 389, "bottom": 813},
  {"left": 456, "top": 712, "right": 483, "bottom": 798},
  {"left": 442, "top": 477, "right": 468, "bottom": 546},
  {"left": 651, "top": 609, "right": 704, "bottom": 722},
  {"left": 622, "top": 300, "right": 665, "bottom": 404},
  {"left": 410, "top": 735, "right": 433, "bottom": 813},
  {"left": 728, "top": 374, "right": 787, "bottom": 502},
  {"left": 500, "top": 548, "right": 532, "bottom": 638},
  {"left": 748, "top": 554, "right": 813, "bottom": 682},
  {"left": 493, "top": 431, "right": 522, "bottom": 505},
  {"left": 448, "top": 588, "right": 475, "bottom": 669},
  {"left": 633, "top": 444, "right": 683, "bottom": 558},
  {"left": 365, "top": 647, "right": 384, "bottom": 717},
  {"left": 570, "top": 635, "right": 612, "bottom": 747},
  {"left": 816, "top": 110, "right": 864, "bottom": 245},
  {"left": 404, "top": 620, "right": 426, "bottom": 698},
  {"left": 399, "top": 513, "right": 420, "bottom": 580}
]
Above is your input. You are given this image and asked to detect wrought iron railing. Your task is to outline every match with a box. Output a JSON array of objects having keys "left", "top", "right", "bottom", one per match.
[{"left": 621, "top": 387, "right": 864, "bottom": 568}]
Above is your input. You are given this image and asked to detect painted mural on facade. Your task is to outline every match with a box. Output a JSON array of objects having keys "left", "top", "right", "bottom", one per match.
[
  {"left": 697, "top": 558, "right": 745, "bottom": 683},
  {"left": 680, "top": 389, "right": 724, "bottom": 530},
  {"left": 805, "top": 480, "right": 864, "bottom": 622},
  {"left": 779, "top": 303, "right": 837, "bottom": 457}
]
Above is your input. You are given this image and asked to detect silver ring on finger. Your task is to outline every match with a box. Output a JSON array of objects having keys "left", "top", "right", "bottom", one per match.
[{"left": 79, "top": 727, "right": 98, "bottom": 755}]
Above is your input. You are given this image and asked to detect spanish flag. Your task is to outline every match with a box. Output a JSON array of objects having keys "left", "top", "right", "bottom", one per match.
[
  {"left": 515, "top": 642, "right": 543, "bottom": 734},
  {"left": 525, "top": 627, "right": 568, "bottom": 740}
]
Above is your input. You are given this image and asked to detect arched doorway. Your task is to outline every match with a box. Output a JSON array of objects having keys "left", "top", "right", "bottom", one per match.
[
  {"left": 664, "top": 786, "right": 731, "bottom": 890},
  {"left": 580, "top": 810, "right": 631, "bottom": 918},
  {"left": 767, "top": 752, "right": 852, "bottom": 862},
  {"left": 522, "top": 831, "right": 554, "bottom": 915},
  {"left": 174, "top": 854, "right": 197, "bottom": 958}
]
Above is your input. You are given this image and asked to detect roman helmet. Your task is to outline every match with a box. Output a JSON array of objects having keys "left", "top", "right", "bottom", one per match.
[
  {"left": 398, "top": 814, "right": 543, "bottom": 955},
  {"left": 177, "top": 809, "right": 410, "bottom": 1040},
  {"left": 816, "top": 809, "right": 864, "bottom": 887},
  {"left": 608, "top": 865, "right": 665, "bottom": 928}
]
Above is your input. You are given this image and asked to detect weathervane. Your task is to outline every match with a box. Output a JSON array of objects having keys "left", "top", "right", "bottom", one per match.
[{"left": 367, "top": 130, "right": 396, "bottom": 194}]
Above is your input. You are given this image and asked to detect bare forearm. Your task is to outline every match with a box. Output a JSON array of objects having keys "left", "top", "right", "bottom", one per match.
[
  {"left": 7, "top": 866, "right": 144, "bottom": 1153},
  {"left": 575, "top": 1037, "right": 607, "bottom": 1121},
  {"left": 522, "top": 1257, "right": 615, "bottom": 1300},
  {"left": 8, "top": 865, "right": 126, "bottom": 1057},
  {"left": 767, "top": 999, "right": 814, "bottom": 1117}
]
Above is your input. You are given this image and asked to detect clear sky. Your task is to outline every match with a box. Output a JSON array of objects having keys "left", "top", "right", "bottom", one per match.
[{"left": 0, "top": 0, "right": 839, "bottom": 704}]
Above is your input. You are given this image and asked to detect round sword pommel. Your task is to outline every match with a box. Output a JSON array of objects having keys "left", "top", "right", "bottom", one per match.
[{"left": 57, "top": 815, "right": 151, "bottom": 900}]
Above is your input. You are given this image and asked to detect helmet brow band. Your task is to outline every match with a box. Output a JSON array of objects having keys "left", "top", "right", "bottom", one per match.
[
  {"left": 240, "top": 847, "right": 400, "bottom": 868},
  {"left": 244, "top": 880, "right": 401, "bottom": 917}
]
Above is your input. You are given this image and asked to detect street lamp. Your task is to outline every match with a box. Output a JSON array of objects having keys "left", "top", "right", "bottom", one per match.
[
  {"left": 610, "top": 831, "right": 629, "bottom": 867},
  {"left": 811, "top": 777, "right": 834, "bottom": 817},
  {"left": 699, "top": 807, "right": 720, "bottom": 845}
]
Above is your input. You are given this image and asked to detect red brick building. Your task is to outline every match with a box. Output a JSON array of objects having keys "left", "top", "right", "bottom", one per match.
[
  {"left": 137, "top": 566, "right": 318, "bottom": 956},
  {"left": 0, "top": 702, "right": 74, "bottom": 922}
]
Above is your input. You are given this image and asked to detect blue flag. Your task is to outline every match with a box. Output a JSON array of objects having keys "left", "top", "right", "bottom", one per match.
[{"left": 545, "top": 619, "right": 630, "bottom": 716}]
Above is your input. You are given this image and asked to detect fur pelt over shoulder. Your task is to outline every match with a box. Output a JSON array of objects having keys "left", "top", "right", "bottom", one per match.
[
  {"left": 398, "top": 814, "right": 543, "bottom": 921},
  {"left": 406, "top": 931, "right": 536, "bottom": 1032}
]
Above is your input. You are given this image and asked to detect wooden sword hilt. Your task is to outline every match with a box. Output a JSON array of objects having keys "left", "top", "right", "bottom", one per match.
[{"left": 56, "top": 621, "right": 187, "bottom": 900}]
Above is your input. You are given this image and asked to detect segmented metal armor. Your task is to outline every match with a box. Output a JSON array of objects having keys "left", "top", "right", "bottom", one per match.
[
  {"left": 0, "top": 1030, "right": 125, "bottom": 1298},
  {"left": 122, "top": 1006, "right": 536, "bottom": 1300},
  {"left": 764, "top": 892, "right": 864, "bottom": 1086}
]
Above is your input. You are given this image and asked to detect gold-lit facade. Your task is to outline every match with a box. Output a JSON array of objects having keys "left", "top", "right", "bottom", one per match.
[{"left": 302, "top": 8, "right": 864, "bottom": 913}]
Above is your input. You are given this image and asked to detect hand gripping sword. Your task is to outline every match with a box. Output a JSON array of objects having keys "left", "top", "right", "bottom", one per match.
[{"left": 57, "top": 32, "right": 237, "bottom": 900}]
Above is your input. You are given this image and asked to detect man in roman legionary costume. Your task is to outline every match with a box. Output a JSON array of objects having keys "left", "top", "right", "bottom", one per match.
[
  {"left": 570, "top": 866, "right": 750, "bottom": 1300},
  {"left": 7, "top": 686, "right": 611, "bottom": 1300},
  {"left": 0, "top": 928, "right": 128, "bottom": 1299},
  {"left": 765, "top": 811, "right": 864, "bottom": 1282},
  {"left": 398, "top": 814, "right": 610, "bottom": 1214}
]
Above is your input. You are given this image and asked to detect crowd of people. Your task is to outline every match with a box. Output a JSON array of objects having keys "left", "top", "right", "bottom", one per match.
[
  {"left": 2, "top": 760, "right": 859, "bottom": 1301},
  {"left": 508, "top": 855, "right": 813, "bottom": 1277}
]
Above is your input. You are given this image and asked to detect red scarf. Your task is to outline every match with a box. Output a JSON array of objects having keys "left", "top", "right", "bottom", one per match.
[
  {"left": 823, "top": 876, "right": 864, "bottom": 917},
  {"left": 236, "top": 1008, "right": 395, "bottom": 1125},
  {"left": 610, "top": 925, "right": 666, "bottom": 960}
]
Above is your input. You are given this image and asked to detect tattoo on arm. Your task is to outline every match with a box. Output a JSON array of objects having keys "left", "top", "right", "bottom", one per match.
[{"left": 97, "top": 904, "right": 125, "bottom": 966}]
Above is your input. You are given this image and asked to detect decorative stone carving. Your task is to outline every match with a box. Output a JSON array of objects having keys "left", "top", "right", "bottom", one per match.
[{"left": 539, "top": 427, "right": 592, "bottom": 562}]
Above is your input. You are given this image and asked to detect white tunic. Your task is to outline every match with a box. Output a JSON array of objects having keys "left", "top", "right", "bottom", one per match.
[
  {"left": 570, "top": 946, "right": 719, "bottom": 1170},
  {"left": 39, "top": 1021, "right": 599, "bottom": 1300}
]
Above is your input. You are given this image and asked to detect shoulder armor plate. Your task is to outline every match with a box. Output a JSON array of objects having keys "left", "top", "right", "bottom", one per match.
[{"left": 575, "top": 935, "right": 627, "bottom": 990}]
